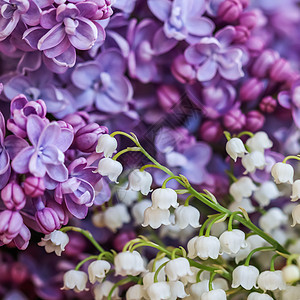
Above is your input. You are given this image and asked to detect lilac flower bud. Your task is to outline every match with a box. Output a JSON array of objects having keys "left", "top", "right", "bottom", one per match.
[
  {"left": 75, "top": 123, "right": 108, "bottom": 153},
  {"left": 218, "top": 0, "right": 243, "bottom": 23},
  {"left": 157, "top": 84, "right": 181, "bottom": 112},
  {"left": 233, "top": 25, "right": 250, "bottom": 44},
  {"left": 0, "top": 210, "right": 23, "bottom": 244},
  {"left": 251, "top": 50, "right": 279, "bottom": 78},
  {"left": 223, "top": 108, "right": 246, "bottom": 132},
  {"left": 270, "top": 58, "right": 294, "bottom": 82},
  {"left": 245, "top": 111, "right": 265, "bottom": 132},
  {"left": 239, "top": 10, "right": 262, "bottom": 29},
  {"left": 259, "top": 96, "right": 277, "bottom": 113},
  {"left": 246, "top": 36, "right": 265, "bottom": 57},
  {"left": 35, "top": 208, "right": 61, "bottom": 234},
  {"left": 239, "top": 0, "right": 249, "bottom": 8},
  {"left": 199, "top": 121, "right": 223, "bottom": 143},
  {"left": 171, "top": 55, "right": 196, "bottom": 84},
  {"left": 62, "top": 112, "right": 89, "bottom": 133},
  {"left": 240, "top": 78, "right": 264, "bottom": 102},
  {"left": 56, "top": 120, "right": 74, "bottom": 132},
  {"left": 23, "top": 176, "right": 45, "bottom": 198},
  {"left": 14, "top": 224, "right": 31, "bottom": 250},
  {"left": 1, "top": 182, "right": 26, "bottom": 210}
]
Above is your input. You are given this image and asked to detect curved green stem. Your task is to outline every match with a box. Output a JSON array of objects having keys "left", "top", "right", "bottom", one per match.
[
  {"left": 223, "top": 131, "right": 231, "bottom": 141},
  {"left": 199, "top": 215, "right": 218, "bottom": 236},
  {"left": 282, "top": 155, "right": 300, "bottom": 163},
  {"left": 209, "top": 272, "right": 216, "bottom": 291},
  {"left": 184, "top": 195, "right": 194, "bottom": 206},
  {"left": 205, "top": 214, "right": 228, "bottom": 237},
  {"left": 112, "top": 147, "right": 141, "bottom": 160},
  {"left": 287, "top": 254, "right": 300, "bottom": 265},
  {"left": 110, "top": 131, "right": 139, "bottom": 145},
  {"left": 196, "top": 270, "right": 203, "bottom": 283},
  {"left": 228, "top": 211, "right": 244, "bottom": 231},
  {"left": 162, "top": 176, "right": 182, "bottom": 188},
  {"left": 270, "top": 254, "right": 280, "bottom": 271},
  {"left": 237, "top": 131, "right": 254, "bottom": 138},
  {"left": 107, "top": 278, "right": 132, "bottom": 300},
  {"left": 244, "top": 247, "right": 275, "bottom": 266},
  {"left": 140, "top": 164, "right": 165, "bottom": 172},
  {"left": 75, "top": 255, "right": 98, "bottom": 270},
  {"left": 154, "top": 261, "right": 169, "bottom": 282},
  {"left": 98, "top": 251, "right": 114, "bottom": 261}
]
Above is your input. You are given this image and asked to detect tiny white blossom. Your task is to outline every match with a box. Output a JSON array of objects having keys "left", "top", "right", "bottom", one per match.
[
  {"left": 229, "top": 176, "right": 257, "bottom": 202},
  {"left": 95, "top": 158, "right": 123, "bottom": 183},
  {"left": 142, "top": 207, "right": 171, "bottom": 229},
  {"left": 232, "top": 265, "right": 259, "bottom": 290},
  {"left": 38, "top": 230, "right": 69, "bottom": 256},
  {"left": 257, "top": 270, "right": 286, "bottom": 292},
  {"left": 226, "top": 137, "right": 247, "bottom": 162},
  {"left": 189, "top": 280, "right": 210, "bottom": 298},
  {"left": 128, "top": 169, "right": 153, "bottom": 195},
  {"left": 229, "top": 198, "right": 255, "bottom": 213},
  {"left": 88, "top": 260, "right": 111, "bottom": 284},
  {"left": 247, "top": 292, "right": 274, "bottom": 300},
  {"left": 116, "top": 182, "right": 138, "bottom": 206},
  {"left": 180, "top": 266, "right": 199, "bottom": 285},
  {"left": 132, "top": 200, "right": 152, "bottom": 225},
  {"left": 114, "top": 251, "right": 146, "bottom": 276},
  {"left": 62, "top": 270, "right": 88, "bottom": 293},
  {"left": 147, "top": 282, "right": 171, "bottom": 300},
  {"left": 282, "top": 265, "right": 300, "bottom": 283},
  {"left": 213, "top": 278, "right": 229, "bottom": 291},
  {"left": 174, "top": 205, "right": 201, "bottom": 229},
  {"left": 292, "top": 204, "right": 300, "bottom": 227},
  {"left": 168, "top": 281, "right": 188, "bottom": 299},
  {"left": 246, "top": 131, "right": 273, "bottom": 152},
  {"left": 271, "top": 162, "right": 294, "bottom": 184},
  {"left": 242, "top": 151, "right": 266, "bottom": 174},
  {"left": 126, "top": 284, "right": 147, "bottom": 300},
  {"left": 146, "top": 257, "right": 169, "bottom": 285},
  {"left": 188, "top": 236, "right": 220, "bottom": 260},
  {"left": 165, "top": 258, "right": 193, "bottom": 281},
  {"left": 151, "top": 188, "right": 178, "bottom": 209},
  {"left": 103, "top": 204, "right": 130, "bottom": 232},
  {"left": 254, "top": 181, "right": 281, "bottom": 207},
  {"left": 201, "top": 289, "right": 227, "bottom": 300},
  {"left": 291, "top": 180, "right": 300, "bottom": 202},
  {"left": 258, "top": 207, "right": 288, "bottom": 233},
  {"left": 96, "top": 134, "right": 118, "bottom": 158},
  {"left": 94, "top": 281, "right": 120, "bottom": 300},
  {"left": 219, "top": 229, "right": 247, "bottom": 255}
]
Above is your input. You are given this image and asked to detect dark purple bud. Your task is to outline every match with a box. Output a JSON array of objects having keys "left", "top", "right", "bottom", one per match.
[
  {"left": 35, "top": 208, "right": 61, "bottom": 234},
  {"left": 270, "top": 58, "right": 295, "bottom": 82},
  {"left": 57, "top": 120, "right": 74, "bottom": 131},
  {"left": 23, "top": 176, "right": 45, "bottom": 198},
  {"left": 113, "top": 231, "right": 136, "bottom": 252},
  {"left": 233, "top": 25, "right": 250, "bottom": 44},
  {"left": 259, "top": 96, "right": 277, "bottom": 114},
  {"left": 10, "top": 262, "right": 28, "bottom": 284},
  {"left": 62, "top": 112, "right": 89, "bottom": 133},
  {"left": 245, "top": 110, "right": 265, "bottom": 131},
  {"left": 251, "top": 49, "right": 280, "bottom": 78},
  {"left": 1, "top": 182, "right": 26, "bottom": 210},
  {"left": 223, "top": 108, "right": 246, "bottom": 132},
  {"left": 74, "top": 123, "right": 108, "bottom": 153},
  {"left": 171, "top": 55, "right": 196, "bottom": 84},
  {"left": 157, "top": 84, "right": 181, "bottom": 112},
  {"left": 0, "top": 210, "right": 23, "bottom": 244},
  {"left": 240, "top": 78, "right": 264, "bottom": 102},
  {"left": 218, "top": 0, "right": 243, "bottom": 23},
  {"left": 199, "top": 121, "right": 223, "bottom": 143},
  {"left": 246, "top": 36, "right": 265, "bottom": 57}
]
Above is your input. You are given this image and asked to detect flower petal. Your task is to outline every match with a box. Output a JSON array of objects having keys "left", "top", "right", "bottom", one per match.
[
  {"left": 26, "top": 115, "right": 46, "bottom": 146},
  {"left": 46, "top": 163, "right": 68, "bottom": 182},
  {"left": 38, "top": 23, "right": 66, "bottom": 51},
  {"left": 11, "top": 147, "right": 35, "bottom": 174}
]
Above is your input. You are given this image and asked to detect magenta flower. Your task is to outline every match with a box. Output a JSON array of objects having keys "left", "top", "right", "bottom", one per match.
[{"left": 0, "top": 210, "right": 23, "bottom": 244}]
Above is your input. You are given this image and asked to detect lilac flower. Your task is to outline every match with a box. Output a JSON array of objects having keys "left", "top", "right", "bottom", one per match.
[
  {"left": 148, "top": 0, "right": 214, "bottom": 43},
  {"left": 184, "top": 26, "right": 244, "bottom": 81},
  {"left": 0, "top": 210, "right": 23, "bottom": 244},
  {"left": 71, "top": 49, "right": 133, "bottom": 113},
  {"left": 12, "top": 115, "right": 73, "bottom": 183}
]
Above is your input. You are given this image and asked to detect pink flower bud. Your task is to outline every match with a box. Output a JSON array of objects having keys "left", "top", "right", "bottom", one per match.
[
  {"left": 245, "top": 110, "right": 265, "bottom": 132},
  {"left": 57, "top": 120, "right": 74, "bottom": 131},
  {"left": 223, "top": 108, "right": 246, "bottom": 132},
  {"left": 246, "top": 36, "right": 265, "bottom": 57},
  {"left": 239, "top": 9, "right": 262, "bottom": 29},
  {"left": 240, "top": 78, "right": 264, "bottom": 102},
  {"left": 23, "top": 176, "right": 45, "bottom": 198},
  {"left": 0, "top": 210, "right": 23, "bottom": 244},
  {"left": 199, "top": 121, "right": 223, "bottom": 143},
  {"left": 270, "top": 58, "right": 295, "bottom": 82},
  {"left": 171, "top": 55, "right": 196, "bottom": 84},
  {"left": 259, "top": 96, "right": 277, "bottom": 113},
  {"left": 218, "top": 0, "right": 243, "bottom": 23},
  {"left": 35, "top": 208, "right": 61, "bottom": 234},
  {"left": 233, "top": 25, "right": 250, "bottom": 44},
  {"left": 1, "top": 182, "right": 26, "bottom": 210},
  {"left": 62, "top": 112, "right": 89, "bottom": 133},
  {"left": 157, "top": 84, "right": 181, "bottom": 112}
]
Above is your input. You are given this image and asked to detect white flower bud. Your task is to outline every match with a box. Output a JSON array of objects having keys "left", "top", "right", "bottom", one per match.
[
  {"left": 282, "top": 265, "right": 300, "bottom": 283},
  {"left": 116, "top": 182, "right": 138, "bottom": 206},
  {"left": 114, "top": 251, "right": 146, "bottom": 276},
  {"left": 219, "top": 229, "right": 247, "bottom": 255},
  {"left": 187, "top": 236, "right": 198, "bottom": 259},
  {"left": 258, "top": 207, "right": 288, "bottom": 233},
  {"left": 292, "top": 204, "right": 300, "bottom": 227},
  {"left": 95, "top": 158, "right": 123, "bottom": 183},
  {"left": 174, "top": 205, "right": 201, "bottom": 229},
  {"left": 229, "top": 198, "right": 255, "bottom": 213},
  {"left": 168, "top": 281, "right": 188, "bottom": 299},
  {"left": 247, "top": 292, "right": 274, "bottom": 300},
  {"left": 226, "top": 138, "right": 247, "bottom": 162},
  {"left": 132, "top": 200, "right": 152, "bottom": 225},
  {"left": 189, "top": 280, "right": 210, "bottom": 298},
  {"left": 92, "top": 211, "right": 105, "bottom": 228},
  {"left": 151, "top": 188, "right": 178, "bottom": 210},
  {"left": 103, "top": 204, "right": 130, "bottom": 232},
  {"left": 94, "top": 281, "right": 120, "bottom": 300},
  {"left": 128, "top": 169, "right": 153, "bottom": 195},
  {"left": 291, "top": 180, "right": 300, "bottom": 202},
  {"left": 246, "top": 132, "right": 273, "bottom": 152},
  {"left": 201, "top": 289, "right": 227, "bottom": 300},
  {"left": 165, "top": 258, "right": 193, "bottom": 281},
  {"left": 38, "top": 230, "right": 69, "bottom": 256},
  {"left": 242, "top": 151, "right": 266, "bottom": 174},
  {"left": 232, "top": 265, "right": 259, "bottom": 290},
  {"left": 188, "top": 236, "right": 220, "bottom": 260},
  {"left": 88, "top": 260, "right": 111, "bottom": 284},
  {"left": 62, "top": 270, "right": 88, "bottom": 293},
  {"left": 271, "top": 162, "right": 294, "bottom": 184},
  {"left": 257, "top": 270, "right": 286, "bottom": 292},
  {"left": 126, "top": 284, "right": 147, "bottom": 300},
  {"left": 142, "top": 207, "right": 171, "bottom": 229},
  {"left": 229, "top": 176, "right": 257, "bottom": 202},
  {"left": 147, "top": 282, "right": 171, "bottom": 300},
  {"left": 213, "top": 278, "right": 229, "bottom": 291},
  {"left": 96, "top": 134, "right": 117, "bottom": 158},
  {"left": 254, "top": 181, "right": 281, "bottom": 207}
]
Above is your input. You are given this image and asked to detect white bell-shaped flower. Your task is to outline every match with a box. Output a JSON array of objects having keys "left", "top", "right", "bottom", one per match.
[
  {"left": 38, "top": 230, "right": 69, "bottom": 256},
  {"left": 189, "top": 280, "right": 210, "bottom": 298},
  {"left": 213, "top": 278, "right": 229, "bottom": 291},
  {"left": 151, "top": 188, "right": 178, "bottom": 209},
  {"left": 201, "top": 289, "right": 227, "bottom": 300},
  {"left": 292, "top": 204, "right": 300, "bottom": 227},
  {"left": 94, "top": 281, "right": 120, "bottom": 300},
  {"left": 88, "top": 260, "right": 111, "bottom": 284},
  {"left": 92, "top": 211, "right": 105, "bottom": 228},
  {"left": 147, "top": 282, "right": 171, "bottom": 300},
  {"left": 257, "top": 270, "right": 286, "bottom": 291},
  {"left": 229, "top": 198, "right": 255, "bottom": 213},
  {"left": 226, "top": 137, "right": 247, "bottom": 162},
  {"left": 103, "top": 204, "right": 130, "bottom": 232},
  {"left": 258, "top": 207, "right": 288, "bottom": 233},
  {"left": 187, "top": 236, "right": 198, "bottom": 259},
  {"left": 229, "top": 177, "right": 257, "bottom": 202},
  {"left": 291, "top": 180, "right": 300, "bottom": 202},
  {"left": 143, "top": 271, "right": 166, "bottom": 291},
  {"left": 174, "top": 205, "right": 201, "bottom": 229},
  {"left": 168, "top": 281, "right": 188, "bottom": 300},
  {"left": 232, "top": 265, "right": 259, "bottom": 290},
  {"left": 114, "top": 251, "right": 146, "bottom": 276},
  {"left": 96, "top": 134, "right": 118, "bottom": 158},
  {"left": 132, "top": 200, "right": 152, "bottom": 225},
  {"left": 128, "top": 169, "right": 153, "bottom": 195},
  {"left": 95, "top": 158, "right": 123, "bottom": 183},
  {"left": 254, "top": 181, "right": 281, "bottom": 207},
  {"left": 126, "top": 284, "right": 147, "bottom": 300},
  {"left": 246, "top": 132, "right": 273, "bottom": 152},
  {"left": 147, "top": 256, "right": 169, "bottom": 282},
  {"left": 62, "top": 270, "right": 88, "bottom": 293},
  {"left": 282, "top": 265, "right": 300, "bottom": 283},
  {"left": 116, "top": 182, "right": 138, "bottom": 206},
  {"left": 247, "top": 292, "right": 274, "bottom": 300},
  {"left": 242, "top": 151, "right": 266, "bottom": 174},
  {"left": 165, "top": 258, "right": 193, "bottom": 281},
  {"left": 219, "top": 229, "right": 247, "bottom": 255},
  {"left": 192, "top": 236, "right": 220, "bottom": 260},
  {"left": 271, "top": 162, "right": 294, "bottom": 184},
  {"left": 142, "top": 207, "right": 170, "bottom": 229},
  {"left": 180, "top": 266, "right": 199, "bottom": 286}
]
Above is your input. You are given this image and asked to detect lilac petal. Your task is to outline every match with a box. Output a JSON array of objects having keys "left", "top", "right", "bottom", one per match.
[
  {"left": 73, "top": 88, "right": 95, "bottom": 109},
  {"left": 95, "top": 92, "right": 127, "bottom": 113},
  {"left": 4, "top": 76, "right": 31, "bottom": 99},
  {"left": 14, "top": 224, "right": 31, "bottom": 250},
  {"left": 76, "top": 1, "right": 98, "bottom": 18},
  {"left": 22, "top": 0, "right": 41, "bottom": 26},
  {"left": 107, "top": 76, "right": 133, "bottom": 102},
  {"left": 26, "top": 115, "right": 46, "bottom": 146},
  {"left": 0, "top": 167, "right": 11, "bottom": 190},
  {"left": 42, "top": 145, "right": 64, "bottom": 165},
  {"left": 4, "top": 135, "right": 29, "bottom": 159},
  {"left": 11, "top": 147, "right": 35, "bottom": 174},
  {"left": 292, "top": 108, "right": 300, "bottom": 128},
  {"left": 181, "top": 162, "right": 206, "bottom": 185},
  {"left": 71, "top": 62, "right": 100, "bottom": 90},
  {"left": 46, "top": 163, "right": 68, "bottom": 182},
  {"left": 147, "top": 0, "right": 171, "bottom": 22},
  {"left": 52, "top": 45, "right": 76, "bottom": 67},
  {"left": 185, "top": 17, "right": 215, "bottom": 36},
  {"left": 152, "top": 28, "right": 177, "bottom": 55},
  {"left": 40, "top": 8, "right": 57, "bottom": 29},
  {"left": 278, "top": 91, "right": 292, "bottom": 109},
  {"left": 68, "top": 17, "right": 97, "bottom": 50},
  {"left": 96, "top": 49, "right": 126, "bottom": 74},
  {"left": 94, "top": 178, "right": 111, "bottom": 205},
  {"left": 42, "top": 55, "right": 69, "bottom": 73},
  {"left": 44, "top": 36, "right": 71, "bottom": 58},
  {"left": 23, "top": 26, "right": 48, "bottom": 49},
  {"left": 73, "top": 180, "right": 94, "bottom": 205},
  {"left": 38, "top": 23, "right": 65, "bottom": 51},
  {"left": 65, "top": 194, "right": 88, "bottom": 219},
  {"left": 215, "top": 26, "right": 236, "bottom": 47},
  {"left": 0, "top": 13, "right": 20, "bottom": 42},
  {"left": 196, "top": 58, "right": 218, "bottom": 81},
  {"left": 218, "top": 50, "right": 244, "bottom": 80},
  {"left": 40, "top": 85, "right": 68, "bottom": 113},
  {"left": 183, "top": 142, "right": 212, "bottom": 166},
  {"left": 184, "top": 45, "right": 207, "bottom": 65},
  {"left": 17, "top": 51, "right": 42, "bottom": 73},
  {"left": 56, "top": 4, "right": 79, "bottom": 22},
  {"left": 0, "top": 111, "right": 5, "bottom": 135},
  {"left": 0, "top": 148, "right": 9, "bottom": 174},
  {"left": 179, "top": 0, "right": 206, "bottom": 17},
  {"left": 56, "top": 128, "right": 74, "bottom": 152},
  {"left": 29, "top": 152, "right": 47, "bottom": 177},
  {"left": 38, "top": 122, "right": 61, "bottom": 148},
  {"left": 104, "top": 30, "right": 130, "bottom": 58}
]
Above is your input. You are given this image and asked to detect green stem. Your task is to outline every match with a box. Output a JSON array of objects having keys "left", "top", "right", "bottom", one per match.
[
  {"left": 196, "top": 270, "right": 203, "bottom": 283},
  {"left": 110, "top": 131, "right": 139, "bottom": 145},
  {"left": 162, "top": 176, "right": 182, "bottom": 188},
  {"left": 209, "top": 272, "right": 216, "bottom": 291},
  {"left": 244, "top": 247, "right": 275, "bottom": 266},
  {"left": 98, "top": 251, "right": 114, "bottom": 261},
  {"left": 282, "top": 155, "right": 300, "bottom": 163},
  {"left": 237, "top": 131, "right": 254, "bottom": 138},
  {"left": 270, "top": 254, "right": 280, "bottom": 271},
  {"left": 112, "top": 147, "right": 141, "bottom": 160},
  {"left": 154, "top": 261, "right": 169, "bottom": 282},
  {"left": 223, "top": 131, "right": 231, "bottom": 141},
  {"left": 199, "top": 215, "right": 218, "bottom": 236},
  {"left": 287, "top": 254, "right": 300, "bottom": 265},
  {"left": 228, "top": 211, "right": 244, "bottom": 231},
  {"left": 171, "top": 248, "right": 183, "bottom": 260},
  {"left": 75, "top": 255, "right": 98, "bottom": 270},
  {"left": 205, "top": 214, "right": 228, "bottom": 237},
  {"left": 184, "top": 195, "right": 194, "bottom": 206},
  {"left": 107, "top": 278, "right": 132, "bottom": 300},
  {"left": 140, "top": 164, "right": 165, "bottom": 172}
]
